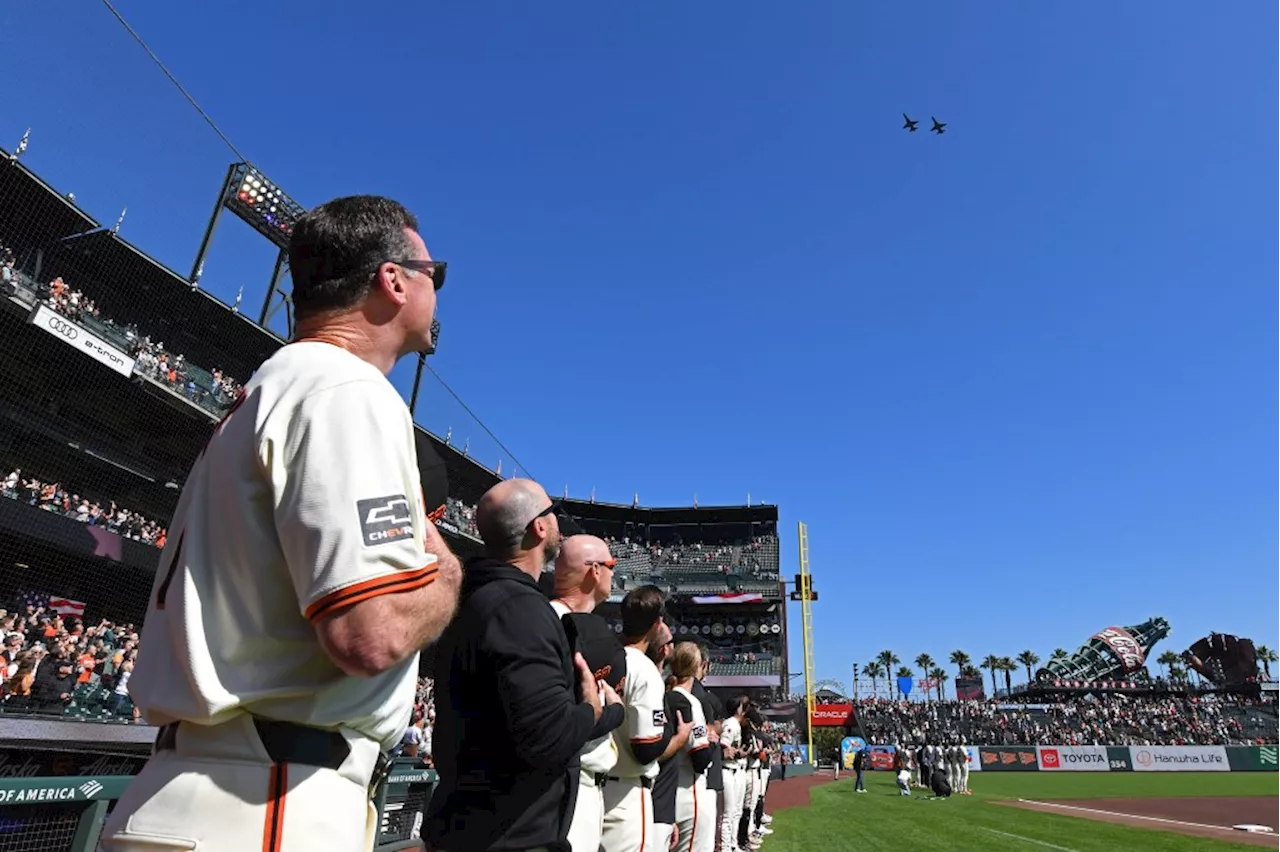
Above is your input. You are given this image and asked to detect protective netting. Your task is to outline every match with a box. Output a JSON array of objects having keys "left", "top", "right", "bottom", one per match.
[{"left": 0, "top": 804, "right": 82, "bottom": 852}]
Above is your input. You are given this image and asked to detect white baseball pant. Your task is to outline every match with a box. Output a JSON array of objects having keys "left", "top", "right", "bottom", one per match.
[
  {"left": 674, "top": 772, "right": 713, "bottom": 852},
  {"left": 948, "top": 762, "right": 960, "bottom": 793},
  {"left": 959, "top": 763, "right": 970, "bottom": 793},
  {"left": 601, "top": 776, "right": 654, "bottom": 852},
  {"left": 98, "top": 714, "right": 379, "bottom": 852},
  {"left": 719, "top": 768, "right": 745, "bottom": 852},
  {"left": 754, "top": 768, "right": 768, "bottom": 822},
  {"left": 695, "top": 779, "right": 717, "bottom": 852},
  {"left": 652, "top": 823, "right": 674, "bottom": 852},
  {"left": 566, "top": 771, "right": 605, "bottom": 852}
]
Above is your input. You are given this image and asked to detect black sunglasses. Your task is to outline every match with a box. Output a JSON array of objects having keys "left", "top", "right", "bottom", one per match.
[
  {"left": 392, "top": 258, "right": 447, "bottom": 291},
  {"left": 526, "top": 500, "right": 560, "bottom": 530}
]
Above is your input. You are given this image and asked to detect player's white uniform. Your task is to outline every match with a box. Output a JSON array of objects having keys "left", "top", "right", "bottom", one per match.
[
  {"left": 957, "top": 743, "right": 971, "bottom": 793},
  {"left": 551, "top": 601, "right": 620, "bottom": 852},
  {"left": 100, "top": 342, "right": 438, "bottom": 852},
  {"left": 602, "top": 647, "right": 665, "bottom": 852},
  {"left": 718, "top": 717, "right": 745, "bottom": 852},
  {"left": 946, "top": 746, "right": 961, "bottom": 793},
  {"left": 670, "top": 686, "right": 712, "bottom": 852}
]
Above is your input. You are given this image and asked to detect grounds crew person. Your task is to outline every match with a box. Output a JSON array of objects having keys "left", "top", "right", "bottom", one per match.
[
  {"left": 426, "top": 479, "right": 611, "bottom": 851},
  {"left": 601, "top": 586, "right": 691, "bottom": 852},
  {"left": 100, "top": 196, "right": 461, "bottom": 852}
]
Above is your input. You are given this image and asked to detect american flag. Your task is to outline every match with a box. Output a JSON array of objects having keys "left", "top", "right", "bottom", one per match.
[{"left": 15, "top": 591, "right": 86, "bottom": 618}]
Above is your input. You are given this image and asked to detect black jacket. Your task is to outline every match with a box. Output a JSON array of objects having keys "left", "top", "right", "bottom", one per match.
[
  {"left": 424, "top": 559, "right": 597, "bottom": 851},
  {"left": 692, "top": 680, "right": 724, "bottom": 792}
]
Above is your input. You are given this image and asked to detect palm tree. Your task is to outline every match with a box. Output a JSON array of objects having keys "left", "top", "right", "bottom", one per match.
[
  {"left": 877, "top": 650, "right": 900, "bottom": 682},
  {"left": 1016, "top": 650, "right": 1040, "bottom": 684},
  {"left": 950, "top": 650, "right": 971, "bottom": 682},
  {"left": 894, "top": 666, "right": 914, "bottom": 700},
  {"left": 914, "top": 654, "right": 935, "bottom": 699},
  {"left": 865, "top": 662, "right": 884, "bottom": 698},
  {"left": 981, "top": 655, "right": 1001, "bottom": 696},
  {"left": 1001, "top": 657, "right": 1018, "bottom": 695},
  {"left": 1257, "top": 645, "right": 1277, "bottom": 680},
  {"left": 929, "top": 666, "right": 949, "bottom": 701},
  {"left": 962, "top": 664, "right": 982, "bottom": 679},
  {"left": 1051, "top": 648, "right": 1068, "bottom": 660},
  {"left": 1156, "top": 651, "right": 1180, "bottom": 680}
]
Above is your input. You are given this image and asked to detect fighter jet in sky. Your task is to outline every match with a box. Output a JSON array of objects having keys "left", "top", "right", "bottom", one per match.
[
  {"left": 931, "top": 117, "right": 947, "bottom": 135},
  {"left": 902, "top": 113, "right": 919, "bottom": 132}
]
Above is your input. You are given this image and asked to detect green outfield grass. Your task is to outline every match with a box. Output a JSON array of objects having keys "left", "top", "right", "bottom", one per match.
[{"left": 766, "top": 772, "right": 1280, "bottom": 851}]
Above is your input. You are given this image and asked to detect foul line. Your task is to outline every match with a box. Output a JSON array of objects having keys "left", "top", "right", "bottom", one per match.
[
  {"left": 1017, "top": 799, "right": 1260, "bottom": 835},
  {"left": 979, "top": 827, "right": 1081, "bottom": 851}
]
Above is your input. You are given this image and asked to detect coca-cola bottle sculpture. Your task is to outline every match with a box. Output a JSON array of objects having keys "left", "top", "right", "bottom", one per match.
[{"left": 1035, "top": 617, "right": 1171, "bottom": 684}]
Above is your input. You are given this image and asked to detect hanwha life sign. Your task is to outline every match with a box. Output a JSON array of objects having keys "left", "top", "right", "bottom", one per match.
[{"left": 29, "top": 304, "right": 136, "bottom": 378}]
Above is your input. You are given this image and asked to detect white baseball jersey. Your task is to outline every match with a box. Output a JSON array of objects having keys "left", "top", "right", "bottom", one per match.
[
  {"left": 129, "top": 341, "right": 438, "bottom": 751},
  {"left": 670, "top": 685, "right": 710, "bottom": 774},
  {"left": 610, "top": 646, "right": 666, "bottom": 780},
  {"left": 721, "top": 716, "right": 744, "bottom": 770},
  {"left": 550, "top": 600, "right": 619, "bottom": 775}
]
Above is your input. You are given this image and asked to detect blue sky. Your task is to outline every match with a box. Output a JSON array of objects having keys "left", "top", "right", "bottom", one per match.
[{"left": 2, "top": 1, "right": 1275, "bottom": 692}]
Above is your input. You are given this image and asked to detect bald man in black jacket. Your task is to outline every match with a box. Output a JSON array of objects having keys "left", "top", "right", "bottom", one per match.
[{"left": 425, "top": 480, "right": 611, "bottom": 852}]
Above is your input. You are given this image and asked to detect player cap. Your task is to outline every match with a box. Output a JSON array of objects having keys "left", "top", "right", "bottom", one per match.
[{"left": 563, "top": 612, "right": 627, "bottom": 690}]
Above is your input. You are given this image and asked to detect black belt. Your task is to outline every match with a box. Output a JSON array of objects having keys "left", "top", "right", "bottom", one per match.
[
  {"left": 156, "top": 719, "right": 391, "bottom": 793},
  {"left": 582, "top": 771, "right": 610, "bottom": 789},
  {"left": 607, "top": 775, "right": 653, "bottom": 789}
]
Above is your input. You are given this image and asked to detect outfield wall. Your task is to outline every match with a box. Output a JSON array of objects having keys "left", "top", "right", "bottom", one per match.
[{"left": 972, "top": 745, "right": 1277, "bottom": 772}]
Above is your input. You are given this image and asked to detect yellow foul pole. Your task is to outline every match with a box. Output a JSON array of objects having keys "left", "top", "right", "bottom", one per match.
[{"left": 798, "top": 521, "right": 816, "bottom": 765}]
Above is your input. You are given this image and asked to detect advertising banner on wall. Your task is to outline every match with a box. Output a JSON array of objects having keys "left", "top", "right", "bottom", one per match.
[
  {"left": 964, "top": 745, "right": 982, "bottom": 772},
  {"left": 978, "top": 746, "right": 1039, "bottom": 772},
  {"left": 1130, "top": 746, "right": 1229, "bottom": 772},
  {"left": 1106, "top": 746, "right": 1134, "bottom": 772},
  {"left": 840, "top": 737, "right": 866, "bottom": 770},
  {"left": 809, "top": 704, "right": 854, "bottom": 727},
  {"left": 1225, "top": 746, "right": 1278, "bottom": 772},
  {"left": 28, "top": 304, "right": 136, "bottom": 378},
  {"left": 1037, "top": 746, "right": 1109, "bottom": 771}
]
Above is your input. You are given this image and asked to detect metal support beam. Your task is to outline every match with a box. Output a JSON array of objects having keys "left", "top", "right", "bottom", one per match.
[
  {"left": 259, "top": 247, "right": 290, "bottom": 327},
  {"left": 409, "top": 352, "right": 427, "bottom": 417},
  {"left": 191, "top": 163, "right": 237, "bottom": 283}
]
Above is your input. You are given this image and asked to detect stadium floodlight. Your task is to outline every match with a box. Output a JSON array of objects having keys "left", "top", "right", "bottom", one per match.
[{"left": 225, "top": 163, "right": 306, "bottom": 250}]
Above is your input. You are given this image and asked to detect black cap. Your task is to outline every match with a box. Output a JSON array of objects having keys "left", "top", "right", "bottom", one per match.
[{"left": 563, "top": 612, "right": 627, "bottom": 690}]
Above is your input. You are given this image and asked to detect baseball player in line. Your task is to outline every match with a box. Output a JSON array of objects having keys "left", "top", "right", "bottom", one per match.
[
  {"left": 100, "top": 196, "right": 461, "bottom": 852},
  {"left": 549, "top": 535, "right": 625, "bottom": 852},
  {"left": 718, "top": 697, "right": 750, "bottom": 852},
  {"left": 666, "top": 643, "right": 713, "bottom": 852},
  {"left": 601, "top": 586, "right": 691, "bottom": 852}
]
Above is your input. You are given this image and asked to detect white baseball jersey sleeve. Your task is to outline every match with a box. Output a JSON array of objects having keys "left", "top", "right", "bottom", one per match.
[
  {"left": 610, "top": 646, "right": 666, "bottom": 779},
  {"left": 129, "top": 342, "right": 438, "bottom": 751},
  {"left": 672, "top": 686, "right": 710, "bottom": 763},
  {"left": 721, "top": 717, "right": 743, "bottom": 770}
]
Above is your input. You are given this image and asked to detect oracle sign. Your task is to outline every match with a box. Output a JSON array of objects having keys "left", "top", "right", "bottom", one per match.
[
  {"left": 809, "top": 704, "right": 854, "bottom": 727},
  {"left": 1092, "top": 626, "right": 1146, "bottom": 673}
]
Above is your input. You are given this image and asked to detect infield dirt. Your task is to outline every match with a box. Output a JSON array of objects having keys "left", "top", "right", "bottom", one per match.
[{"left": 1002, "top": 796, "right": 1279, "bottom": 848}]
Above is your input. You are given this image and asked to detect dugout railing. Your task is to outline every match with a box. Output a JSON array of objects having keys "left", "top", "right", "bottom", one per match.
[{"left": 0, "top": 719, "right": 437, "bottom": 852}]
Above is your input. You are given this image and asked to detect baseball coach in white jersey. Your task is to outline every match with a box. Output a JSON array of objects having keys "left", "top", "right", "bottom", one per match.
[{"left": 100, "top": 196, "right": 462, "bottom": 852}]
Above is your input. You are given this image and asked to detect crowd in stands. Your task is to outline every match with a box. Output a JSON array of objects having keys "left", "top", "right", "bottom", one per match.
[
  {"left": 0, "top": 238, "right": 243, "bottom": 418},
  {"left": 0, "top": 599, "right": 141, "bottom": 720},
  {"left": 441, "top": 497, "right": 479, "bottom": 539},
  {"left": 2, "top": 465, "right": 167, "bottom": 548},
  {"left": 851, "top": 695, "right": 1277, "bottom": 747},
  {"left": 603, "top": 533, "right": 781, "bottom": 591}
]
